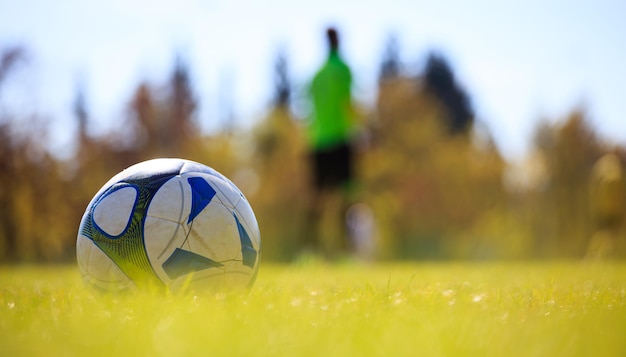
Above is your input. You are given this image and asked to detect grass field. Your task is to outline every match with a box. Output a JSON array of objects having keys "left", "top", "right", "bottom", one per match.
[{"left": 1, "top": 261, "right": 626, "bottom": 356}]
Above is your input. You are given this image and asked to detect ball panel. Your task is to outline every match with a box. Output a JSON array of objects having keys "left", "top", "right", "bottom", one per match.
[
  {"left": 161, "top": 247, "right": 224, "bottom": 281},
  {"left": 144, "top": 216, "right": 188, "bottom": 282},
  {"left": 85, "top": 159, "right": 183, "bottom": 207},
  {"left": 186, "top": 176, "right": 217, "bottom": 223},
  {"left": 120, "top": 158, "right": 184, "bottom": 181},
  {"left": 84, "top": 173, "right": 168, "bottom": 286},
  {"left": 235, "top": 198, "right": 261, "bottom": 249},
  {"left": 220, "top": 260, "right": 259, "bottom": 288},
  {"left": 146, "top": 176, "right": 189, "bottom": 223},
  {"left": 233, "top": 212, "right": 258, "bottom": 268},
  {"left": 181, "top": 173, "right": 242, "bottom": 210},
  {"left": 180, "top": 160, "right": 221, "bottom": 176},
  {"left": 77, "top": 234, "right": 134, "bottom": 291},
  {"left": 184, "top": 203, "right": 241, "bottom": 262},
  {"left": 93, "top": 185, "right": 137, "bottom": 237}
]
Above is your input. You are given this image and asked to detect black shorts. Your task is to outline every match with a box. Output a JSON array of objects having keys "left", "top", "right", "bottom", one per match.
[{"left": 311, "top": 142, "right": 354, "bottom": 189}]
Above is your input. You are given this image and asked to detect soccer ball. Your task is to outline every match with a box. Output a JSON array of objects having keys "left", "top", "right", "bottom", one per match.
[{"left": 76, "top": 158, "right": 260, "bottom": 292}]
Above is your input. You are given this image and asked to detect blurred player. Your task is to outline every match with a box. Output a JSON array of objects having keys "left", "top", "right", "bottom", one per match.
[{"left": 304, "top": 27, "right": 357, "bottom": 258}]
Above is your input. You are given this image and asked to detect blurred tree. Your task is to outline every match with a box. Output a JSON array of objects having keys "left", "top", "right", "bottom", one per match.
[
  {"left": 249, "top": 50, "right": 310, "bottom": 260},
  {"left": 587, "top": 152, "right": 626, "bottom": 258},
  {"left": 0, "top": 46, "right": 26, "bottom": 89},
  {"left": 73, "top": 81, "right": 90, "bottom": 149},
  {"left": 365, "top": 51, "right": 506, "bottom": 259},
  {"left": 273, "top": 50, "right": 291, "bottom": 108},
  {"left": 121, "top": 54, "right": 201, "bottom": 159},
  {"left": 166, "top": 55, "right": 198, "bottom": 155},
  {"left": 0, "top": 120, "right": 16, "bottom": 260},
  {"left": 379, "top": 35, "right": 401, "bottom": 81},
  {"left": 423, "top": 52, "right": 474, "bottom": 134},
  {"left": 529, "top": 110, "right": 604, "bottom": 257},
  {"left": 129, "top": 82, "right": 158, "bottom": 153},
  {"left": 0, "top": 46, "right": 29, "bottom": 261},
  {"left": 0, "top": 113, "right": 71, "bottom": 261}
]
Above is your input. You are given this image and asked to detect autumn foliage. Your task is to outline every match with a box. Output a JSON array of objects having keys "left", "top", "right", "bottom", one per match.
[{"left": 0, "top": 43, "right": 624, "bottom": 262}]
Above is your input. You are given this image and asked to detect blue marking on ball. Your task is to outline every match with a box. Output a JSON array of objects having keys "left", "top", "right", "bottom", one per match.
[{"left": 187, "top": 177, "right": 217, "bottom": 224}]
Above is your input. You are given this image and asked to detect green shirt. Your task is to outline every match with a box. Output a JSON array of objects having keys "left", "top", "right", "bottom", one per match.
[{"left": 309, "top": 50, "right": 353, "bottom": 150}]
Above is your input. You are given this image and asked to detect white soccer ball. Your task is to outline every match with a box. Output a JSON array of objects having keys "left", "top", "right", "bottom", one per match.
[{"left": 76, "top": 158, "right": 261, "bottom": 292}]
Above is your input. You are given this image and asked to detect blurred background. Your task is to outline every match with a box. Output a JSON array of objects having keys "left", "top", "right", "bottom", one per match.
[{"left": 1, "top": 0, "right": 625, "bottom": 262}]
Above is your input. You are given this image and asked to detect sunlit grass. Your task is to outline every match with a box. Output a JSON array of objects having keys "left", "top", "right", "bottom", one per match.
[{"left": 1, "top": 261, "right": 625, "bottom": 356}]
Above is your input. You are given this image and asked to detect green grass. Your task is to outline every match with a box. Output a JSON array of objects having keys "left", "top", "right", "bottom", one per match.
[{"left": 1, "top": 261, "right": 626, "bottom": 356}]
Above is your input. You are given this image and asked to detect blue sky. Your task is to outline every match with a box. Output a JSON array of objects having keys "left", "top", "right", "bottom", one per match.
[{"left": 1, "top": 0, "right": 625, "bottom": 161}]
